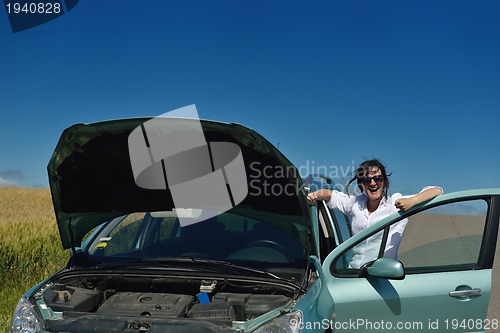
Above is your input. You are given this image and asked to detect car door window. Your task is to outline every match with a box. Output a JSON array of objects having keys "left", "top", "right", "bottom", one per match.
[
  {"left": 102, "top": 213, "right": 147, "bottom": 256},
  {"left": 332, "top": 208, "right": 352, "bottom": 240},
  {"left": 157, "top": 217, "right": 181, "bottom": 241},
  {"left": 316, "top": 202, "right": 337, "bottom": 261},
  {"left": 316, "top": 200, "right": 354, "bottom": 263},
  {"left": 333, "top": 198, "right": 490, "bottom": 275},
  {"left": 397, "top": 199, "right": 488, "bottom": 272}
]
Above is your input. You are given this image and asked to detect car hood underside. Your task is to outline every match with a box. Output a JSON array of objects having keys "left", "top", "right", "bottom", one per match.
[{"left": 48, "top": 118, "right": 310, "bottom": 249}]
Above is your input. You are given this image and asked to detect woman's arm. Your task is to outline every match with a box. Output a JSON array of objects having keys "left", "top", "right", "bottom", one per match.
[
  {"left": 306, "top": 189, "right": 333, "bottom": 205},
  {"left": 395, "top": 187, "right": 443, "bottom": 211}
]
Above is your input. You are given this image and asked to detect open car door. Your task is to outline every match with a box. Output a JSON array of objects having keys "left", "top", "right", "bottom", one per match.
[
  {"left": 320, "top": 189, "right": 499, "bottom": 332},
  {"left": 305, "top": 175, "right": 352, "bottom": 263}
]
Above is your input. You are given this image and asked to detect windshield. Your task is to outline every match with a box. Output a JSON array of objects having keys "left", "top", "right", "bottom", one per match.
[{"left": 85, "top": 207, "right": 309, "bottom": 269}]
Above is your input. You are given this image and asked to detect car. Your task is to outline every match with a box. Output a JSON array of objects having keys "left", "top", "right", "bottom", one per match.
[{"left": 10, "top": 116, "right": 499, "bottom": 333}]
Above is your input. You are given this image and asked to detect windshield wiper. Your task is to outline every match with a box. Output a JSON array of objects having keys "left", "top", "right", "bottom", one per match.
[
  {"left": 127, "top": 256, "right": 300, "bottom": 284},
  {"left": 180, "top": 257, "right": 283, "bottom": 279},
  {"left": 91, "top": 257, "right": 197, "bottom": 271}
]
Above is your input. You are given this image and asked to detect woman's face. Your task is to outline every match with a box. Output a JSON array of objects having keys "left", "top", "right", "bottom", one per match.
[{"left": 359, "top": 167, "right": 384, "bottom": 202}]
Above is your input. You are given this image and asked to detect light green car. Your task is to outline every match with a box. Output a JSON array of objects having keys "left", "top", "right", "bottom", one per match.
[{"left": 10, "top": 117, "right": 499, "bottom": 333}]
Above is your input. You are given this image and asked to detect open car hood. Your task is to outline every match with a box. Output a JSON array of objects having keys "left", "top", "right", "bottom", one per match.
[{"left": 48, "top": 117, "right": 310, "bottom": 250}]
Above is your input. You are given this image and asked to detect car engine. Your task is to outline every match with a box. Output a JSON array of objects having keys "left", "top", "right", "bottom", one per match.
[{"left": 36, "top": 273, "right": 297, "bottom": 333}]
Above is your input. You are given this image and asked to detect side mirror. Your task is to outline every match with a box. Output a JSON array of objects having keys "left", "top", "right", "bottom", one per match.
[{"left": 358, "top": 258, "right": 405, "bottom": 280}]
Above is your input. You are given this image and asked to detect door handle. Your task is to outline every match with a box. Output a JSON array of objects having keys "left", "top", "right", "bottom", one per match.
[{"left": 449, "top": 288, "right": 482, "bottom": 298}]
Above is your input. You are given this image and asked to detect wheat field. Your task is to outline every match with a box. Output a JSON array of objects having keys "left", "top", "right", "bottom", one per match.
[{"left": 0, "top": 187, "right": 68, "bottom": 333}]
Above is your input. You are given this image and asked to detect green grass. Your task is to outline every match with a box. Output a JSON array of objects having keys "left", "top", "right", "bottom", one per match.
[{"left": 0, "top": 187, "right": 68, "bottom": 333}]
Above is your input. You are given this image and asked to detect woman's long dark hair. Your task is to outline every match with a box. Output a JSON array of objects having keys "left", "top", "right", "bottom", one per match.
[{"left": 346, "top": 159, "right": 391, "bottom": 198}]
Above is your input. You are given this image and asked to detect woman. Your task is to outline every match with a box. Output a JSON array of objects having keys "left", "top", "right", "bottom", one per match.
[{"left": 306, "top": 159, "right": 443, "bottom": 268}]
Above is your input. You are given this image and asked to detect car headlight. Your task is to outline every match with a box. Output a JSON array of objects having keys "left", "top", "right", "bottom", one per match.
[
  {"left": 10, "top": 297, "right": 43, "bottom": 333},
  {"left": 253, "top": 310, "right": 303, "bottom": 333}
]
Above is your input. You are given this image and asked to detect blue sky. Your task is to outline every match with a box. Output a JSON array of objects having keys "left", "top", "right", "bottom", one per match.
[{"left": 0, "top": 0, "right": 499, "bottom": 195}]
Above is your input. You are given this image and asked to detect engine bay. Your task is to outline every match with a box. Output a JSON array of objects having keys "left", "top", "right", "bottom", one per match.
[{"left": 36, "top": 273, "right": 298, "bottom": 332}]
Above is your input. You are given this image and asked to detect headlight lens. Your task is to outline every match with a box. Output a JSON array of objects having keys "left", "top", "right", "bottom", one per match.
[
  {"left": 10, "top": 297, "right": 43, "bottom": 333},
  {"left": 253, "top": 310, "right": 303, "bottom": 333}
]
